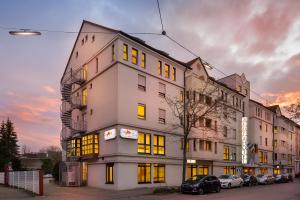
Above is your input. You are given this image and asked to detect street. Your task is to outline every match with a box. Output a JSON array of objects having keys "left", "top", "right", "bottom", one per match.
[{"left": 1, "top": 179, "right": 300, "bottom": 200}]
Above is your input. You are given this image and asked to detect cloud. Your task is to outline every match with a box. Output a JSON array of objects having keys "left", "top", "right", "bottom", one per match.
[
  {"left": 43, "top": 85, "right": 56, "bottom": 94},
  {"left": 263, "top": 91, "right": 300, "bottom": 107}
]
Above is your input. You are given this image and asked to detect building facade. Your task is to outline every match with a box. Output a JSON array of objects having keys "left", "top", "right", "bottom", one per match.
[{"left": 60, "top": 20, "right": 300, "bottom": 190}]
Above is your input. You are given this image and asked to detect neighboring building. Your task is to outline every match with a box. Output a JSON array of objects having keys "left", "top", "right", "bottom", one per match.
[{"left": 60, "top": 20, "right": 300, "bottom": 190}]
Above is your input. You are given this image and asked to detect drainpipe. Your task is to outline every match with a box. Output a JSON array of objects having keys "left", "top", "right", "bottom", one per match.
[
  {"left": 182, "top": 67, "right": 188, "bottom": 183},
  {"left": 272, "top": 114, "right": 275, "bottom": 176}
]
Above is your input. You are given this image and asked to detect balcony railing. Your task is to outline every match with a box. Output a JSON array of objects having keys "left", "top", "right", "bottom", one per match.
[{"left": 72, "top": 120, "right": 87, "bottom": 132}]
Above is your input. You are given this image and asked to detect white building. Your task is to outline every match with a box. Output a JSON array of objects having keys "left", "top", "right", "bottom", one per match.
[{"left": 60, "top": 20, "right": 300, "bottom": 190}]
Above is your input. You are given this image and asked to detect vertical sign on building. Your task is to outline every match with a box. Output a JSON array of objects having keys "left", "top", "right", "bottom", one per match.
[{"left": 241, "top": 117, "right": 248, "bottom": 164}]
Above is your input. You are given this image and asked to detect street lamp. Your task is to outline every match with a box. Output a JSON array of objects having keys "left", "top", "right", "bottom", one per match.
[{"left": 9, "top": 29, "right": 41, "bottom": 36}]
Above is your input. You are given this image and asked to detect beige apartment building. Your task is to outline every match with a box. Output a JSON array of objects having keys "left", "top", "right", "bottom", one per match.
[{"left": 60, "top": 20, "right": 300, "bottom": 190}]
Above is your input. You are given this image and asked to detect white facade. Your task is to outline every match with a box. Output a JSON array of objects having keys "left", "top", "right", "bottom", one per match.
[{"left": 60, "top": 20, "right": 300, "bottom": 190}]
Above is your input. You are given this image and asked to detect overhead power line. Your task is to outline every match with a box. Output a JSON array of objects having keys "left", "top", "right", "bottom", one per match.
[{"left": 156, "top": 0, "right": 165, "bottom": 33}]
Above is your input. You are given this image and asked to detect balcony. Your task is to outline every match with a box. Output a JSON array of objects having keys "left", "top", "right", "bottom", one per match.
[
  {"left": 72, "top": 120, "right": 87, "bottom": 134},
  {"left": 71, "top": 95, "right": 87, "bottom": 109}
]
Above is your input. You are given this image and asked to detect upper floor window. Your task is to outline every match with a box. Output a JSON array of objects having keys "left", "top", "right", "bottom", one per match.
[
  {"left": 95, "top": 58, "right": 99, "bottom": 73},
  {"left": 82, "top": 134, "right": 98, "bottom": 155},
  {"left": 157, "top": 61, "right": 162, "bottom": 76},
  {"left": 85, "top": 35, "right": 88, "bottom": 42},
  {"left": 137, "top": 132, "right": 151, "bottom": 154},
  {"left": 171, "top": 67, "right": 176, "bottom": 81},
  {"left": 223, "top": 146, "right": 229, "bottom": 160},
  {"left": 158, "top": 109, "right": 166, "bottom": 124},
  {"left": 159, "top": 82, "right": 166, "bottom": 97},
  {"left": 92, "top": 35, "right": 95, "bottom": 42},
  {"left": 164, "top": 64, "right": 170, "bottom": 78},
  {"left": 180, "top": 91, "right": 184, "bottom": 102},
  {"left": 83, "top": 64, "right": 88, "bottom": 81},
  {"left": 141, "top": 53, "right": 146, "bottom": 68},
  {"left": 138, "top": 74, "right": 146, "bottom": 91},
  {"left": 137, "top": 103, "right": 146, "bottom": 120},
  {"left": 82, "top": 88, "right": 88, "bottom": 106},
  {"left": 123, "top": 44, "right": 128, "bottom": 61},
  {"left": 153, "top": 135, "right": 165, "bottom": 155},
  {"left": 132, "top": 48, "right": 138, "bottom": 65}
]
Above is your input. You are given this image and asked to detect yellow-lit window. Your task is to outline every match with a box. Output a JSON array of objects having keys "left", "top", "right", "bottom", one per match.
[
  {"left": 274, "top": 168, "right": 280, "bottom": 175},
  {"left": 154, "top": 164, "right": 165, "bottom": 183},
  {"left": 141, "top": 53, "right": 146, "bottom": 68},
  {"left": 230, "top": 166, "right": 236, "bottom": 175},
  {"left": 288, "top": 155, "right": 292, "bottom": 165},
  {"left": 224, "top": 166, "right": 230, "bottom": 175},
  {"left": 83, "top": 64, "right": 88, "bottom": 80},
  {"left": 123, "top": 44, "right": 128, "bottom": 61},
  {"left": 76, "top": 139, "right": 81, "bottom": 156},
  {"left": 157, "top": 61, "right": 162, "bottom": 76},
  {"left": 187, "top": 165, "right": 197, "bottom": 179},
  {"left": 260, "top": 168, "right": 268, "bottom": 174},
  {"left": 138, "top": 132, "right": 151, "bottom": 154},
  {"left": 138, "top": 163, "right": 151, "bottom": 183},
  {"left": 199, "top": 166, "right": 209, "bottom": 175},
  {"left": 223, "top": 146, "right": 229, "bottom": 160},
  {"left": 82, "top": 162, "right": 87, "bottom": 182},
  {"left": 171, "top": 67, "right": 176, "bottom": 81},
  {"left": 106, "top": 163, "right": 114, "bottom": 184},
  {"left": 82, "top": 134, "right": 98, "bottom": 155},
  {"left": 164, "top": 64, "right": 170, "bottom": 78},
  {"left": 132, "top": 48, "right": 138, "bottom": 64},
  {"left": 82, "top": 88, "right": 87, "bottom": 106},
  {"left": 153, "top": 135, "right": 165, "bottom": 155},
  {"left": 67, "top": 138, "right": 81, "bottom": 157},
  {"left": 137, "top": 103, "right": 146, "bottom": 120},
  {"left": 94, "top": 134, "right": 99, "bottom": 154},
  {"left": 263, "top": 152, "right": 268, "bottom": 163},
  {"left": 180, "top": 91, "right": 184, "bottom": 102}
]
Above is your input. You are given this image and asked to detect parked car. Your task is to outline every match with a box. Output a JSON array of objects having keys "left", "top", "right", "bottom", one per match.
[
  {"left": 256, "top": 174, "right": 275, "bottom": 185},
  {"left": 219, "top": 175, "right": 243, "bottom": 189},
  {"left": 243, "top": 175, "right": 258, "bottom": 186},
  {"left": 282, "top": 173, "right": 294, "bottom": 182},
  {"left": 275, "top": 174, "right": 289, "bottom": 183},
  {"left": 181, "top": 175, "right": 221, "bottom": 195}
]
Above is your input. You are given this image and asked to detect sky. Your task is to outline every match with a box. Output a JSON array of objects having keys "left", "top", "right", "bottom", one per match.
[{"left": 0, "top": 0, "right": 300, "bottom": 151}]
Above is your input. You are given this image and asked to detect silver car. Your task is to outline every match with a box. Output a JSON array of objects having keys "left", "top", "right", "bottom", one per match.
[{"left": 219, "top": 174, "right": 243, "bottom": 188}]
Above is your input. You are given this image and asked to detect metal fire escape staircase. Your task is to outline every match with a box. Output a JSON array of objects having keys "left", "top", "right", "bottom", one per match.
[{"left": 60, "top": 68, "right": 87, "bottom": 143}]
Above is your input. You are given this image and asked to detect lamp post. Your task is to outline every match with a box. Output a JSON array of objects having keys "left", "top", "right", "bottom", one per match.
[{"left": 9, "top": 29, "right": 41, "bottom": 36}]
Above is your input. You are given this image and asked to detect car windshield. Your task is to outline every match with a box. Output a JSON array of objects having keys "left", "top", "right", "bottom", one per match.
[
  {"left": 186, "top": 175, "right": 205, "bottom": 182},
  {"left": 257, "top": 174, "right": 264, "bottom": 178},
  {"left": 219, "top": 175, "right": 231, "bottom": 179}
]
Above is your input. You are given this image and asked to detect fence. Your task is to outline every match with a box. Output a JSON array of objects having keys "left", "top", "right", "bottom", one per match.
[{"left": 0, "top": 170, "right": 43, "bottom": 195}]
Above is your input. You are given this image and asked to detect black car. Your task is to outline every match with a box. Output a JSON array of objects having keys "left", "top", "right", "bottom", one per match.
[
  {"left": 283, "top": 173, "right": 294, "bottom": 182},
  {"left": 275, "top": 174, "right": 289, "bottom": 183},
  {"left": 243, "top": 175, "right": 258, "bottom": 186},
  {"left": 181, "top": 175, "right": 221, "bottom": 195}
]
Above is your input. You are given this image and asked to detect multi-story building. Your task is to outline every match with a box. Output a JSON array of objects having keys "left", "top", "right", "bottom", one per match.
[{"left": 60, "top": 20, "right": 300, "bottom": 190}]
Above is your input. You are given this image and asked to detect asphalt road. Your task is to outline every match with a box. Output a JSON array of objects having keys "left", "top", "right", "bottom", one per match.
[{"left": 1, "top": 179, "right": 300, "bottom": 200}]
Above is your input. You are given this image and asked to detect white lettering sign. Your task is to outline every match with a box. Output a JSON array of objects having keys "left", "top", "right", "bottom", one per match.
[
  {"left": 241, "top": 117, "right": 248, "bottom": 164},
  {"left": 104, "top": 129, "right": 116, "bottom": 140},
  {"left": 120, "top": 128, "right": 138, "bottom": 139},
  {"left": 187, "top": 159, "right": 196, "bottom": 164}
]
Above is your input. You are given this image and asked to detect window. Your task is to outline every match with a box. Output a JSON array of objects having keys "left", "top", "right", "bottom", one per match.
[
  {"left": 205, "top": 96, "right": 212, "bottom": 105},
  {"left": 180, "top": 138, "right": 189, "bottom": 152},
  {"left": 180, "top": 91, "right": 184, "bottom": 102},
  {"left": 265, "top": 138, "right": 268, "bottom": 146},
  {"left": 232, "top": 129, "right": 237, "bottom": 139},
  {"left": 96, "top": 58, "right": 99, "bottom": 73},
  {"left": 164, "top": 64, "right": 170, "bottom": 78},
  {"left": 214, "top": 142, "right": 218, "bottom": 154},
  {"left": 132, "top": 48, "right": 138, "bottom": 64},
  {"left": 137, "top": 103, "right": 146, "bottom": 120},
  {"left": 157, "top": 61, "right": 162, "bottom": 76},
  {"left": 81, "top": 39, "right": 84, "bottom": 45},
  {"left": 171, "top": 67, "right": 176, "bottom": 81},
  {"left": 154, "top": 164, "right": 165, "bottom": 183},
  {"left": 141, "top": 53, "right": 146, "bottom": 68},
  {"left": 230, "top": 147, "right": 236, "bottom": 161},
  {"left": 198, "top": 166, "right": 209, "bottom": 175},
  {"left": 260, "top": 168, "right": 268, "bottom": 174},
  {"left": 223, "top": 146, "right": 229, "bottom": 160},
  {"left": 137, "top": 132, "right": 151, "bottom": 154},
  {"left": 288, "top": 155, "right": 292, "bottom": 165},
  {"left": 82, "top": 162, "right": 87, "bottom": 182},
  {"left": 153, "top": 135, "right": 165, "bottom": 155},
  {"left": 83, "top": 64, "right": 88, "bottom": 81},
  {"left": 106, "top": 163, "right": 114, "bottom": 184},
  {"left": 158, "top": 109, "right": 166, "bottom": 124},
  {"left": 205, "top": 118, "right": 212, "bottom": 128},
  {"left": 85, "top": 35, "right": 88, "bottom": 42},
  {"left": 259, "top": 136, "right": 262, "bottom": 145},
  {"left": 90, "top": 109, "right": 93, "bottom": 115},
  {"left": 159, "top": 82, "right": 166, "bottom": 97},
  {"left": 204, "top": 141, "right": 212, "bottom": 151},
  {"left": 82, "top": 134, "right": 98, "bottom": 155},
  {"left": 274, "top": 140, "right": 277, "bottom": 148},
  {"left": 223, "top": 126, "right": 228, "bottom": 137},
  {"left": 223, "top": 166, "right": 236, "bottom": 175},
  {"left": 92, "top": 35, "right": 95, "bottom": 42},
  {"left": 274, "top": 153, "right": 277, "bottom": 161},
  {"left": 187, "top": 165, "right": 197, "bottom": 178},
  {"left": 138, "top": 74, "right": 146, "bottom": 91},
  {"left": 138, "top": 163, "right": 151, "bottom": 183},
  {"left": 82, "top": 88, "right": 88, "bottom": 106},
  {"left": 112, "top": 44, "right": 115, "bottom": 61},
  {"left": 123, "top": 44, "right": 128, "bottom": 61},
  {"left": 67, "top": 138, "right": 81, "bottom": 157},
  {"left": 76, "top": 51, "right": 78, "bottom": 58}
]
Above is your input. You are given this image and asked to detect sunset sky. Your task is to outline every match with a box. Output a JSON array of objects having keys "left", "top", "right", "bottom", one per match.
[{"left": 0, "top": 0, "right": 300, "bottom": 151}]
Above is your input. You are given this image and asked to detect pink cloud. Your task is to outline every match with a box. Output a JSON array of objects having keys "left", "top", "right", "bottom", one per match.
[{"left": 43, "top": 85, "right": 56, "bottom": 94}]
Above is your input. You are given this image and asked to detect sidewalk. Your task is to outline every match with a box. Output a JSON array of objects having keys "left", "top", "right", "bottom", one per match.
[{"left": 0, "top": 185, "right": 34, "bottom": 200}]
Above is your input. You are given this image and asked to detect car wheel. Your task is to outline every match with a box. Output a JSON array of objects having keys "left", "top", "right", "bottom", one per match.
[
  {"left": 228, "top": 183, "right": 231, "bottom": 189},
  {"left": 216, "top": 186, "right": 221, "bottom": 193},
  {"left": 198, "top": 188, "right": 204, "bottom": 195}
]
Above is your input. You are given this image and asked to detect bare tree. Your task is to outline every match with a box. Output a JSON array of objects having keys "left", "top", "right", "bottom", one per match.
[
  {"left": 285, "top": 99, "right": 300, "bottom": 123},
  {"left": 165, "top": 79, "right": 236, "bottom": 182}
]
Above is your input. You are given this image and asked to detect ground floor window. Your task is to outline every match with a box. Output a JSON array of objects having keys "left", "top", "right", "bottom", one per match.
[
  {"left": 260, "top": 168, "right": 268, "bottom": 174},
  {"left": 224, "top": 166, "right": 236, "bottom": 175},
  {"left": 187, "top": 165, "right": 197, "bottom": 178},
  {"left": 106, "top": 163, "right": 114, "bottom": 184},
  {"left": 82, "top": 162, "right": 87, "bottom": 182},
  {"left": 138, "top": 163, "right": 151, "bottom": 183},
  {"left": 273, "top": 168, "right": 280, "bottom": 175},
  {"left": 198, "top": 166, "right": 209, "bottom": 175},
  {"left": 243, "top": 167, "right": 255, "bottom": 175},
  {"left": 154, "top": 164, "right": 165, "bottom": 183}
]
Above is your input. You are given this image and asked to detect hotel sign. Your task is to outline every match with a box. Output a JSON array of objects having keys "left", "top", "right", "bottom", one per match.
[
  {"left": 187, "top": 159, "right": 196, "bottom": 164},
  {"left": 241, "top": 117, "right": 248, "bottom": 164},
  {"left": 120, "top": 128, "right": 138, "bottom": 139},
  {"left": 104, "top": 129, "right": 116, "bottom": 140}
]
